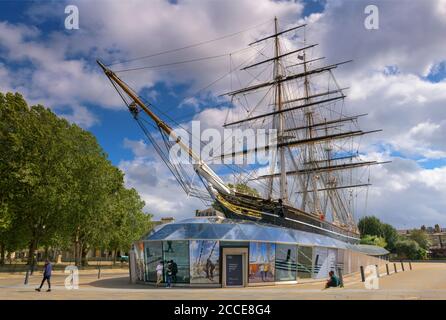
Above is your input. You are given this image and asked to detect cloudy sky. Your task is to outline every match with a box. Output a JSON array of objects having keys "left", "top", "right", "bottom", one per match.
[{"left": 1, "top": 0, "right": 445, "bottom": 229}]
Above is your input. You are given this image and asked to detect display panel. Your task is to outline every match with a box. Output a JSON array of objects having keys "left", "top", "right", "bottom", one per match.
[
  {"left": 226, "top": 254, "right": 243, "bottom": 286},
  {"left": 275, "top": 244, "right": 297, "bottom": 281},
  {"left": 144, "top": 241, "right": 163, "bottom": 282},
  {"left": 163, "top": 240, "right": 190, "bottom": 284},
  {"left": 190, "top": 240, "right": 220, "bottom": 284},
  {"left": 328, "top": 248, "right": 337, "bottom": 274},
  {"left": 313, "top": 247, "right": 328, "bottom": 279},
  {"left": 134, "top": 241, "right": 145, "bottom": 282},
  {"left": 297, "top": 246, "right": 313, "bottom": 279},
  {"left": 249, "top": 242, "right": 275, "bottom": 283}
]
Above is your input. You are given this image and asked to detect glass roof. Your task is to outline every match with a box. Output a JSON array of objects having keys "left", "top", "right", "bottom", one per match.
[{"left": 143, "top": 217, "right": 389, "bottom": 256}]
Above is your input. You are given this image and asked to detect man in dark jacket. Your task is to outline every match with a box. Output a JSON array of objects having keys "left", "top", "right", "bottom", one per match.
[
  {"left": 171, "top": 260, "right": 178, "bottom": 283},
  {"left": 166, "top": 260, "right": 173, "bottom": 288},
  {"left": 35, "top": 259, "right": 52, "bottom": 292}
]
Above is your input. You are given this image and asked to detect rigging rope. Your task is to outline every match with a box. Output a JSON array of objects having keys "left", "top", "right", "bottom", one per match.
[{"left": 106, "top": 19, "right": 272, "bottom": 66}]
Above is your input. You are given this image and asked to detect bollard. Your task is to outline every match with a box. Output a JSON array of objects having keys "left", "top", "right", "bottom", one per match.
[
  {"left": 337, "top": 267, "right": 344, "bottom": 288},
  {"left": 375, "top": 265, "right": 380, "bottom": 278},
  {"left": 98, "top": 266, "right": 101, "bottom": 279},
  {"left": 409, "top": 261, "right": 412, "bottom": 270},
  {"left": 386, "top": 264, "right": 390, "bottom": 275},
  {"left": 401, "top": 261, "right": 405, "bottom": 272},
  {"left": 360, "top": 265, "right": 365, "bottom": 282},
  {"left": 394, "top": 263, "right": 397, "bottom": 273},
  {"left": 24, "top": 269, "right": 30, "bottom": 285}
]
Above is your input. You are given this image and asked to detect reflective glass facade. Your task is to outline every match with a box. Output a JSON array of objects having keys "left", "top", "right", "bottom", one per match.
[
  {"left": 163, "top": 240, "right": 190, "bottom": 283},
  {"left": 190, "top": 240, "right": 220, "bottom": 284},
  {"left": 297, "top": 246, "right": 313, "bottom": 279},
  {"left": 275, "top": 244, "right": 297, "bottom": 281},
  {"left": 144, "top": 241, "right": 162, "bottom": 282},
  {"left": 136, "top": 217, "right": 389, "bottom": 286},
  {"left": 249, "top": 242, "right": 275, "bottom": 283}
]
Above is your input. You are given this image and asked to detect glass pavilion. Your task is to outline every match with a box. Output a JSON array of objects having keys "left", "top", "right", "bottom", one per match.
[{"left": 130, "top": 217, "right": 388, "bottom": 287}]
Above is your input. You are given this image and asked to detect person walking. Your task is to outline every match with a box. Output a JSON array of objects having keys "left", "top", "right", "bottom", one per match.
[
  {"left": 35, "top": 259, "right": 52, "bottom": 292},
  {"left": 156, "top": 261, "right": 163, "bottom": 287}
]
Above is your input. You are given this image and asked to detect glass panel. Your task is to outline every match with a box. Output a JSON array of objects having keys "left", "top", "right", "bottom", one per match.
[
  {"left": 220, "top": 241, "right": 249, "bottom": 248},
  {"left": 275, "top": 244, "right": 297, "bottom": 281},
  {"left": 249, "top": 242, "right": 276, "bottom": 283},
  {"left": 336, "top": 249, "right": 345, "bottom": 274},
  {"left": 144, "top": 241, "right": 163, "bottom": 282},
  {"left": 328, "top": 248, "right": 337, "bottom": 274},
  {"left": 313, "top": 247, "right": 330, "bottom": 279},
  {"left": 163, "top": 240, "right": 190, "bottom": 284},
  {"left": 190, "top": 240, "right": 220, "bottom": 284},
  {"left": 297, "top": 246, "right": 313, "bottom": 279},
  {"left": 134, "top": 241, "right": 145, "bottom": 282}
]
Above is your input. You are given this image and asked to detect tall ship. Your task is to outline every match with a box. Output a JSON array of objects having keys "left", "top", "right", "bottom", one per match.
[{"left": 98, "top": 18, "right": 387, "bottom": 244}]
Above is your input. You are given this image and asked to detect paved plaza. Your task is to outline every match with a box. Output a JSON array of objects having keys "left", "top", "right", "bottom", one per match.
[{"left": 0, "top": 262, "right": 445, "bottom": 300}]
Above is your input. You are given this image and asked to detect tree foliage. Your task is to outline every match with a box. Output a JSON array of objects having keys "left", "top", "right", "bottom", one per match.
[
  {"left": 381, "top": 223, "right": 399, "bottom": 252},
  {"left": 357, "top": 216, "right": 400, "bottom": 252},
  {"left": 358, "top": 216, "right": 384, "bottom": 237},
  {"left": 0, "top": 92, "right": 151, "bottom": 265},
  {"left": 395, "top": 239, "right": 427, "bottom": 260},
  {"left": 408, "top": 229, "right": 430, "bottom": 250},
  {"left": 360, "top": 235, "right": 387, "bottom": 248}
]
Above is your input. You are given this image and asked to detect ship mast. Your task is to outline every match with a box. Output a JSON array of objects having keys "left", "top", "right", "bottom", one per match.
[
  {"left": 220, "top": 18, "right": 386, "bottom": 231},
  {"left": 273, "top": 16, "right": 288, "bottom": 203},
  {"left": 96, "top": 60, "right": 231, "bottom": 196}
]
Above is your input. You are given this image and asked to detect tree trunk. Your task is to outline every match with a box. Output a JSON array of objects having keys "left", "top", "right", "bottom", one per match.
[
  {"left": 0, "top": 242, "right": 5, "bottom": 265},
  {"left": 27, "top": 238, "right": 38, "bottom": 265},
  {"left": 74, "top": 227, "right": 81, "bottom": 267},
  {"left": 81, "top": 245, "right": 89, "bottom": 267},
  {"left": 112, "top": 249, "right": 117, "bottom": 266}
]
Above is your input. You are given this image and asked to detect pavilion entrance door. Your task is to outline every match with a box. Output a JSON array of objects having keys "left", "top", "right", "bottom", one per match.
[{"left": 222, "top": 248, "right": 248, "bottom": 287}]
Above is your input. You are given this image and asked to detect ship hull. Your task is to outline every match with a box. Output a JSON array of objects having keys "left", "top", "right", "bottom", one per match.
[{"left": 215, "top": 192, "right": 360, "bottom": 244}]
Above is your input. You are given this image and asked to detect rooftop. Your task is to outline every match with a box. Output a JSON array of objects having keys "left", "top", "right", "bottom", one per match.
[{"left": 143, "top": 217, "right": 389, "bottom": 256}]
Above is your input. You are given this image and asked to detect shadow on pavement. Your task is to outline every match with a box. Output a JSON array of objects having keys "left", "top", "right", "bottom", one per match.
[{"left": 89, "top": 276, "right": 159, "bottom": 290}]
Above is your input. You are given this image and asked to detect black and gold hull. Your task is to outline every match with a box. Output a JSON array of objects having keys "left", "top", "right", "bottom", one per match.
[{"left": 214, "top": 192, "right": 360, "bottom": 244}]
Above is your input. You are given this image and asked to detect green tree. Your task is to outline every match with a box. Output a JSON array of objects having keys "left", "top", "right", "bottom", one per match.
[
  {"left": 360, "top": 235, "right": 387, "bottom": 248},
  {"left": 0, "top": 92, "right": 152, "bottom": 266},
  {"left": 395, "top": 239, "right": 425, "bottom": 260},
  {"left": 409, "top": 229, "right": 430, "bottom": 250},
  {"left": 106, "top": 188, "right": 152, "bottom": 263},
  {"left": 358, "top": 216, "right": 383, "bottom": 237},
  {"left": 0, "top": 93, "right": 74, "bottom": 264},
  {"left": 381, "top": 223, "right": 399, "bottom": 252}
]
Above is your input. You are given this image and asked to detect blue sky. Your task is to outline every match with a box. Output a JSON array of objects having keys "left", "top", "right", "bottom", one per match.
[
  {"left": 1, "top": 0, "right": 446, "bottom": 228},
  {"left": 0, "top": 0, "right": 332, "bottom": 166}
]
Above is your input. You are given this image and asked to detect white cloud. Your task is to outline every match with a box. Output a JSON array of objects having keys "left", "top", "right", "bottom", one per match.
[
  {"left": 1, "top": 0, "right": 445, "bottom": 227},
  {"left": 119, "top": 139, "right": 205, "bottom": 220},
  {"left": 360, "top": 157, "right": 446, "bottom": 228}
]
